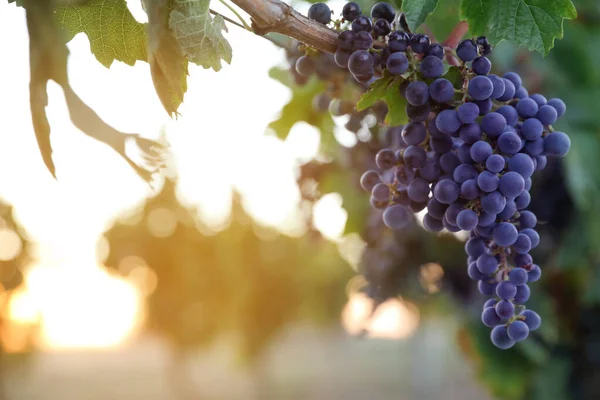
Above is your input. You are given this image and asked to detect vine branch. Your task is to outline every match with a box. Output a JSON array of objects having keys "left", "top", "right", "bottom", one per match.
[{"left": 229, "top": 0, "right": 338, "bottom": 53}]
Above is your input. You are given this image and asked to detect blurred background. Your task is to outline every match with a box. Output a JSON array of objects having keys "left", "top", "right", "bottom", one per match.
[{"left": 0, "top": 0, "right": 598, "bottom": 399}]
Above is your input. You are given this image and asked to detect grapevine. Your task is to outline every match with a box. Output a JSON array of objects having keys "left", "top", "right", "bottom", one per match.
[{"left": 294, "top": 1, "right": 571, "bottom": 349}]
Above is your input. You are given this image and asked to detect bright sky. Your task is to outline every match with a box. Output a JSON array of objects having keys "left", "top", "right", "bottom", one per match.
[{"left": 0, "top": 0, "right": 356, "bottom": 350}]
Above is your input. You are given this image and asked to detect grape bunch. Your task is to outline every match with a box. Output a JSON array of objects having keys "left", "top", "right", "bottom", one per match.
[{"left": 334, "top": 3, "right": 571, "bottom": 349}]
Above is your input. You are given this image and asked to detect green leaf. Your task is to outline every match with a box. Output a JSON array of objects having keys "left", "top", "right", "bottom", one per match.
[
  {"left": 444, "top": 66, "right": 463, "bottom": 89},
  {"left": 460, "top": 0, "right": 577, "bottom": 56},
  {"left": 356, "top": 71, "right": 394, "bottom": 111},
  {"left": 54, "top": 0, "right": 148, "bottom": 68},
  {"left": 169, "top": 0, "right": 232, "bottom": 71},
  {"left": 403, "top": 0, "right": 440, "bottom": 31},
  {"left": 382, "top": 78, "right": 408, "bottom": 126}
]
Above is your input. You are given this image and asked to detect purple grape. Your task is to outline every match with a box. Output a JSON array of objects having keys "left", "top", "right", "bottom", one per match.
[
  {"left": 516, "top": 97, "right": 539, "bottom": 118},
  {"left": 544, "top": 132, "right": 571, "bottom": 157},
  {"left": 410, "top": 34, "right": 430, "bottom": 54},
  {"left": 360, "top": 170, "right": 381, "bottom": 191},
  {"left": 497, "top": 79, "right": 516, "bottom": 101},
  {"left": 435, "top": 109, "right": 461, "bottom": 135},
  {"left": 388, "top": 31, "right": 409, "bottom": 52},
  {"left": 497, "top": 131, "right": 522, "bottom": 155},
  {"left": 482, "top": 307, "right": 503, "bottom": 327},
  {"left": 496, "top": 281, "right": 517, "bottom": 300},
  {"left": 528, "top": 265, "right": 542, "bottom": 282},
  {"left": 371, "top": 2, "right": 396, "bottom": 23},
  {"left": 427, "top": 43, "right": 444, "bottom": 59},
  {"left": 503, "top": 72, "right": 522, "bottom": 90},
  {"left": 382, "top": 204, "right": 412, "bottom": 229},
  {"left": 508, "top": 153, "right": 534, "bottom": 178},
  {"left": 520, "top": 310, "right": 541, "bottom": 331},
  {"left": 547, "top": 98, "right": 566, "bottom": 118},
  {"left": 477, "top": 254, "right": 498, "bottom": 275},
  {"left": 342, "top": 2, "right": 361, "bottom": 21},
  {"left": 405, "top": 81, "right": 429, "bottom": 106},
  {"left": 434, "top": 179, "right": 460, "bottom": 204},
  {"left": 403, "top": 145, "right": 427, "bottom": 168},
  {"left": 481, "top": 191, "right": 507, "bottom": 214},
  {"left": 477, "top": 170, "right": 499, "bottom": 192},
  {"left": 352, "top": 16, "right": 373, "bottom": 32},
  {"left": 499, "top": 171, "right": 525, "bottom": 198},
  {"left": 429, "top": 78, "right": 455, "bottom": 103},
  {"left": 454, "top": 164, "right": 478, "bottom": 184},
  {"left": 308, "top": 3, "right": 332, "bottom": 24},
  {"left": 470, "top": 140, "right": 493, "bottom": 163},
  {"left": 373, "top": 18, "right": 392, "bottom": 36},
  {"left": 466, "top": 237, "right": 487, "bottom": 258},
  {"left": 519, "top": 210, "right": 537, "bottom": 229},
  {"left": 459, "top": 123, "right": 482, "bottom": 144},
  {"left": 513, "top": 233, "right": 532, "bottom": 254},
  {"left": 495, "top": 300, "right": 515, "bottom": 319},
  {"left": 486, "top": 154, "right": 506, "bottom": 173},
  {"left": 371, "top": 182, "right": 391, "bottom": 202},
  {"left": 423, "top": 213, "right": 444, "bottom": 232},
  {"left": 375, "top": 148, "right": 397, "bottom": 169},
  {"left": 457, "top": 39, "right": 477, "bottom": 61},
  {"left": 386, "top": 52, "right": 409, "bottom": 75},
  {"left": 481, "top": 112, "right": 507, "bottom": 137},
  {"left": 457, "top": 209, "right": 479, "bottom": 230},
  {"left": 407, "top": 177, "right": 430, "bottom": 202},
  {"left": 493, "top": 221, "right": 518, "bottom": 247},
  {"left": 406, "top": 103, "right": 431, "bottom": 122},
  {"left": 537, "top": 105, "right": 558, "bottom": 125},
  {"left": 468, "top": 76, "right": 494, "bottom": 100},
  {"left": 457, "top": 102, "right": 480, "bottom": 124},
  {"left": 514, "top": 284, "right": 531, "bottom": 303},
  {"left": 461, "top": 179, "right": 479, "bottom": 200},
  {"left": 420, "top": 55, "right": 444, "bottom": 79},
  {"left": 472, "top": 56, "right": 491, "bottom": 75},
  {"left": 509, "top": 268, "right": 528, "bottom": 285},
  {"left": 521, "top": 228, "right": 540, "bottom": 248},
  {"left": 491, "top": 326, "right": 516, "bottom": 349},
  {"left": 354, "top": 30, "right": 373, "bottom": 50},
  {"left": 348, "top": 50, "right": 373, "bottom": 76},
  {"left": 507, "top": 321, "right": 529, "bottom": 341},
  {"left": 488, "top": 75, "right": 506, "bottom": 99}
]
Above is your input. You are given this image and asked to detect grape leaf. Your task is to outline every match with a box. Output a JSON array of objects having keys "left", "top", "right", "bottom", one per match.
[
  {"left": 169, "top": 0, "right": 232, "bottom": 71},
  {"left": 54, "top": 0, "right": 147, "bottom": 68},
  {"left": 268, "top": 67, "right": 333, "bottom": 141},
  {"left": 459, "top": 0, "right": 577, "bottom": 56},
  {"left": 403, "top": 0, "right": 440, "bottom": 31},
  {"left": 382, "top": 78, "right": 408, "bottom": 126},
  {"left": 356, "top": 71, "right": 394, "bottom": 111},
  {"left": 145, "top": 0, "right": 189, "bottom": 116}
]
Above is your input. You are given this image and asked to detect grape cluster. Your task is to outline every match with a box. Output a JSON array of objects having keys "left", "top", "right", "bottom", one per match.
[{"left": 337, "top": 3, "right": 571, "bottom": 349}]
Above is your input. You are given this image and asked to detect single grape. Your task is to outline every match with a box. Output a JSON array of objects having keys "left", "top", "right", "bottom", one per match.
[
  {"left": 497, "top": 281, "right": 517, "bottom": 300},
  {"left": 544, "top": 132, "right": 571, "bottom": 157},
  {"left": 515, "top": 191, "right": 531, "bottom": 210},
  {"left": 430, "top": 135, "right": 453, "bottom": 154},
  {"left": 503, "top": 72, "right": 522, "bottom": 90},
  {"left": 423, "top": 213, "right": 444, "bottom": 232},
  {"left": 515, "top": 86, "right": 529, "bottom": 99},
  {"left": 495, "top": 300, "right": 515, "bottom": 319},
  {"left": 509, "top": 268, "right": 528, "bottom": 285},
  {"left": 409, "top": 201, "right": 428, "bottom": 213},
  {"left": 427, "top": 43, "right": 444, "bottom": 59},
  {"left": 427, "top": 198, "right": 448, "bottom": 220},
  {"left": 371, "top": 182, "right": 391, "bottom": 202},
  {"left": 337, "top": 31, "right": 355, "bottom": 50},
  {"left": 529, "top": 94, "right": 547, "bottom": 106},
  {"left": 498, "top": 199, "right": 517, "bottom": 220},
  {"left": 461, "top": 179, "right": 479, "bottom": 200},
  {"left": 435, "top": 109, "right": 461, "bottom": 135},
  {"left": 402, "top": 122, "right": 427, "bottom": 145},
  {"left": 453, "top": 164, "right": 478, "bottom": 184},
  {"left": 352, "top": 16, "right": 373, "bottom": 32},
  {"left": 528, "top": 265, "right": 542, "bottom": 282},
  {"left": 382, "top": 204, "right": 412, "bottom": 229},
  {"left": 373, "top": 18, "right": 391, "bottom": 36},
  {"left": 497, "top": 79, "right": 516, "bottom": 101},
  {"left": 486, "top": 154, "right": 506, "bottom": 173},
  {"left": 406, "top": 103, "right": 431, "bottom": 122},
  {"left": 478, "top": 211, "right": 497, "bottom": 227},
  {"left": 459, "top": 123, "right": 482, "bottom": 144},
  {"left": 407, "top": 177, "right": 430, "bottom": 202},
  {"left": 508, "top": 153, "right": 534, "bottom": 178},
  {"left": 434, "top": 179, "right": 460, "bottom": 204},
  {"left": 458, "top": 144, "right": 474, "bottom": 164},
  {"left": 513, "top": 233, "right": 532, "bottom": 254},
  {"left": 515, "top": 253, "right": 533, "bottom": 268},
  {"left": 354, "top": 30, "right": 373, "bottom": 50},
  {"left": 521, "top": 119, "right": 544, "bottom": 141},
  {"left": 481, "top": 191, "right": 507, "bottom": 214},
  {"left": 519, "top": 210, "right": 537, "bottom": 229},
  {"left": 520, "top": 310, "right": 541, "bottom": 331},
  {"left": 479, "top": 280, "right": 496, "bottom": 296},
  {"left": 484, "top": 298, "right": 498, "bottom": 309},
  {"left": 547, "top": 98, "right": 566, "bottom": 118},
  {"left": 477, "top": 170, "right": 499, "bottom": 192},
  {"left": 516, "top": 97, "right": 539, "bottom": 118},
  {"left": 388, "top": 31, "right": 409, "bottom": 52},
  {"left": 482, "top": 307, "right": 503, "bottom": 327},
  {"left": 497, "top": 131, "right": 522, "bottom": 155},
  {"left": 468, "top": 76, "right": 494, "bottom": 100},
  {"left": 457, "top": 209, "right": 479, "bottom": 230},
  {"left": 342, "top": 2, "right": 362, "bottom": 21},
  {"left": 405, "top": 81, "right": 429, "bottom": 106},
  {"left": 370, "top": 2, "right": 396, "bottom": 22},
  {"left": 521, "top": 228, "right": 540, "bottom": 248},
  {"left": 499, "top": 171, "right": 525, "bottom": 198},
  {"left": 476, "top": 254, "right": 498, "bottom": 275},
  {"left": 439, "top": 152, "right": 460, "bottom": 173},
  {"left": 493, "top": 222, "right": 518, "bottom": 247},
  {"left": 475, "top": 99, "right": 493, "bottom": 115},
  {"left": 295, "top": 56, "right": 315, "bottom": 76},
  {"left": 334, "top": 49, "right": 351, "bottom": 68},
  {"left": 475, "top": 225, "right": 494, "bottom": 238},
  {"left": 491, "top": 326, "right": 516, "bottom": 349},
  {"left": 469, "top": 262, "right": 487, "bottom": 280},
  {"left": 496, "top": 105, "right": 518, "bottom": 127},
  {"left": 507, "top": 321, "right": 529, "bottom": 341},
  {"left": 410, "top": 34, "right": 430, "bottom": 54},
  {"left": 481, "top": 112, "right": 507, "bottom": 137},
  {"left": 488, "top": 75, "right": 506, "bottom": 100},
  {"left": 429, "top": 78, "right": 455, "bottom": 103},
  {"left": 403, "top": 145, "right": 427, "bottom": 168},
  {"left": 535, "top": 155, "right": 548, "bottom": 171},
  {"left": 537, "top": 104, "right": 558, "bottom": 125},
  {"left": 470, "top": 140, "right": 493, "bottom": 164},
  {"left": 375, "top": 148, "right": 397, "bottom": 170},
  {"left": 420, "top": 55, "right": 444, "bottom": 79},
  {"left": 456, "top": 39, "right": 477, "bottom": 61},
  {"left": 308, "top": 3, "right": 332, "bottom": 24},
  {"left": 525, "top": 137, "right": 544, "bottom": 156},
  {"left": 472, "top": 56, "right": 491, "bottom": 75},
  {"left": 348, "top": 50, "right": 373, "bottom": 76},
  {"left": 360, "top": 170, "right": 381, "bottom": 191},
  {"left": 466, "top": 237, "right": 487, "bottom": 259},
  {"left": 457, "top": 103, "right": 479, "bottom": 124},
  {"left": 514, "top": 284, "right": 531, "bottom": 303},
  {"left": 386, "top": 52, "right": 409, "bottom": 75}
]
